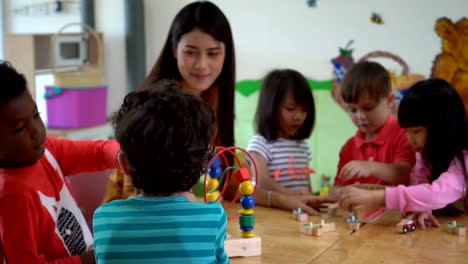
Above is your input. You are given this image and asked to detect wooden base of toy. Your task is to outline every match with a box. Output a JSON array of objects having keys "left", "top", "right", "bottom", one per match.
[
  {"left": 348, "top": 222, "right": 360, "bottom": 231},
  {"left": 224, "top": 235, "right": 262, "bottom": 257},
  {"left": 292, "top": 209, "right": 308, "bottom": 222},
  {"left": 300, "top": 220, "right": 336, "bottom": 237},
  {"left": 446, "top": 222, "right": 466, "bottom": 236}
]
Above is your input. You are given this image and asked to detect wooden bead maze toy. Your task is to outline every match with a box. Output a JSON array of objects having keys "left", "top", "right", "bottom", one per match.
[{"left": 203, "top": 146, "right": 261, "bottom": 257}]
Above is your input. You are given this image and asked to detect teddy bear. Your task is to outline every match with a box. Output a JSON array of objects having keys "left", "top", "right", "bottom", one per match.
[{"left": 431, "top": 17, "right": 468, "bottom": 110}]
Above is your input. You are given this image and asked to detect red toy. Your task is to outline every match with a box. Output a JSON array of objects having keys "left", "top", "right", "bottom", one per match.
[{"left": 396, "top": 219, "right": 416, "bottom": 234}]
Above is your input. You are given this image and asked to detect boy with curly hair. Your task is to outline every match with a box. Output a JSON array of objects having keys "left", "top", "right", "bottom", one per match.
[{"left": 93, "top": 80, "right": 229, "bottom": 263}]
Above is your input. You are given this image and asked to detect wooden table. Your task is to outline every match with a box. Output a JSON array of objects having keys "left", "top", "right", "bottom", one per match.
[{"left": 225, "top": 204, "right": 468, "bottom": 264}]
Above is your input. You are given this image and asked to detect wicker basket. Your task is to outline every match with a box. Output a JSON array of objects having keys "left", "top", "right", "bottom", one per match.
[
  {"left": 52, "top": 23, "right": 104, "bottom": 87},
  {"left": 332, "top": 50, "right": 425, "bottom": 114}
]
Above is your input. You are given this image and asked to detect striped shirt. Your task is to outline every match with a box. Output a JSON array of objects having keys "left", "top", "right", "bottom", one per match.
[
  {"left": 93, "top": 196, "right": 229, "bottom": 264},
  {"left": 247, "top": 134, "right": 313, "bottom": 191}
]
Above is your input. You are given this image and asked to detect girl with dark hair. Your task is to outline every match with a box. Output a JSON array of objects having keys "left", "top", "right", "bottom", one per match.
[
  {"left": 103, "top": 1, "right": 236, "bottom": 202},
  {"left": 247, "top": 69, "right": 335, "bottom": 215},
  {"left": 339, "top": 78, "right": 468, "bottom": 227}
]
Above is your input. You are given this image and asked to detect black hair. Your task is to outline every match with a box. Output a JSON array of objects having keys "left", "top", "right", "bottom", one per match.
[
  {"left": 341, "top": 61, "right": 391, "bottom": 103},
  {"left": 0, "top": 61, "right": 28, "bottom": 104},
  {"left": 144, "top": 1, "right": 235, "bottom": 147},
  {"left": 113, "top": 80, "right": 215, "bottom": 196},
  {"left": 398, "top": 78, "right": 468, "bottom": 211},
  {"left": 254, "top": 69, "right": 315, "bottom": 140}
]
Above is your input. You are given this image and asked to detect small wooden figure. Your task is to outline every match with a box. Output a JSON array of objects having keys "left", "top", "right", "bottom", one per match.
[
  {"left": 447, "top": 221, "right": 466, "bottom": 236},
  {"left": 347, "top": 215, "right": 360, "bottom": 231},
  {"left": 292, "top": 208, "right": 308, "bottom": 222},
  {"left": 396, "top": 219, "right": 416, "bottom": 234}
]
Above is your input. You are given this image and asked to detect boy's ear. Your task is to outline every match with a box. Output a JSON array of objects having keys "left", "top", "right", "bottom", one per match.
[{"left": 117, "top": 151, "right": 130, "bottom": 175}]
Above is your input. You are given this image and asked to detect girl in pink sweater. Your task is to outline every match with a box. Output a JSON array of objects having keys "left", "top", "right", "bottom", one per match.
[{"left": 339, "top": 78, "right": 468, "bottom": 228}]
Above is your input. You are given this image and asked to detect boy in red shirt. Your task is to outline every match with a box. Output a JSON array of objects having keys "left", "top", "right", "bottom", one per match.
[
  {"left": 0, "top": 61, "right": 120, "bottom": 263},
  {"left": 333, "top": 61, "right": 415, "bottom": 189}
]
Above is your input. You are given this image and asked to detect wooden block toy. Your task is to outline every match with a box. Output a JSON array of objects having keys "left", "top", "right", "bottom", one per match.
[
  {"left": 292, "top": 208, "right": 308, "bottom": 222},
  {"left": 447, "top": 221, "right": 466, "bottom": 236},
  {"left": 225, "top": 235, "right": 262, "bottom": 257},
  {"left": 233, "top": 167, "right": 251, "bottom": 183},
  {"left": 347, "top": 215, "right": 360, "bottom": 231},
  {"left": 301, "top": 222, "right": 323, "bottom": 236},
  {"left": 300, "top": 220, "right": 336, "bottom": 236},
  {"left": 319, "top": 219, "right": 336, "bottom": 232},
  {"left": 396, "top": 218, "right": 416, "bottom": 234}
]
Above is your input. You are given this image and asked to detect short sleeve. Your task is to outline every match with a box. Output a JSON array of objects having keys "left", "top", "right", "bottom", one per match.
[{"left": 247, "top": 135, "right": 271, "bottom": 162}]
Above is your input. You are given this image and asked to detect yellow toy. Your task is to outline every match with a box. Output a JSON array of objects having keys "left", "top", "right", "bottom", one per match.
[{"left": 431, "top": 17, "right": 468, "bottom": 110}]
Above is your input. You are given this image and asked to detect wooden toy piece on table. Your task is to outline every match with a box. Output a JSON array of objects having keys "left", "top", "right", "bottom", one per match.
[
  {"left": 204, "top": 146, "right": 261, "bottom": 258},
  {"left": 292, "top": 208, "right": 308, "bottom": 222},
  {"left": 300, "top": 219, "right": 336, "bottom": 237},
  {"left": 446, "top": 221, "right": 466, "bottom": 236},
  {"left": 396, "top": 218, "right": 416, "bottom": 234},
  {"left": 347, "top": 215, "right": 360, "bottom": 231},
  {"left": 301, "top": 222, "right": 323, "bottom": 236}
]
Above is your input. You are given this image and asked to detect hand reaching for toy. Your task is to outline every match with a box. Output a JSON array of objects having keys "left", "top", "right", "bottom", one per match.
[
  {"left": 302, "top": 195, "right": 337, "bottom": 209},
  {"left": 277, "top": 193, "right": 336, "bottom": 216},
  {"left": 340, "top": 160, "right": 374, "bottom": 180},
  {"left": 338, "top": 186, "right": 385, "bottom": 211},
  {"left": 406, "top": 212, "right": 440, "bottom": 229}
]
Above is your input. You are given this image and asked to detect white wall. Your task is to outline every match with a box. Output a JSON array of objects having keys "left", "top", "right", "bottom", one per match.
[
  {"left": 3, "top": 0, "right": 126, "bottom": 119},
  {"left": 4, "top": 0, "right": 80, "bottom": 33},
  {"left": 95, "top": 0, "right": 126, "bottom": 116},
  {"left": 145, "top": 0, "right": 467, "bottom": 80},
  {"left": 3, "top": 0, "right": 82, "bottom": 123}
]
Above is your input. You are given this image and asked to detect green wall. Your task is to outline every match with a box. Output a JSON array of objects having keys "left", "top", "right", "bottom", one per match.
[{"left": 234, "top": 79, "right": 356, "bottom": 191}]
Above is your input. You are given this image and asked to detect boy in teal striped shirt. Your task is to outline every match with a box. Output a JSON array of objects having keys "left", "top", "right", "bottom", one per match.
[{"left": 93, "top": 80, "right": 229, "bottom": 264}]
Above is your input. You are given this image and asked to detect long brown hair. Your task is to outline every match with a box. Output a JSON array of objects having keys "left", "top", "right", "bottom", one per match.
[{"left": 142, "top": 1, "right": 236, "bottom": 147}]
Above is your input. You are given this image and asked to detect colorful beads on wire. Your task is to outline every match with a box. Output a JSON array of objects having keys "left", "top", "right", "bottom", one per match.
[
  {"left": 203, "top": 147, "right": 259, "bottom": 238},
  {"left": 206, "top": 157, "right": 222, "bottom": 202}
]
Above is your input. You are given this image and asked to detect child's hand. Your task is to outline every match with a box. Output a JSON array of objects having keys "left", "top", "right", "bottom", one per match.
[
  {"left": 406, "top": 212, "right": 440, "bottom": 229},
  {"left": 340, "top": 160, "right": 374, "bottom": 180},
  {"left": 339, "top": 186, "right": 384, "bottom": 211},
  {"left": 277, "top": 194, "right": 336, "bottom": 216},
  {"left": 301, "top": 195, "right": 337, "bottom": 210},
  {"left": 80, "top": 250, "right": 96, "bottom": 264}
]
